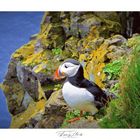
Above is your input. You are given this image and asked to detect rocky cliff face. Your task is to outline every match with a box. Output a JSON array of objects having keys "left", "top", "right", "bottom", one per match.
[{"left": 1, "top": 12, "right": 136, "bottom": 128}]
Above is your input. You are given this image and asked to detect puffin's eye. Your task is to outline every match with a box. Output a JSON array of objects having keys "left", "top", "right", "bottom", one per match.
[{"left": 64, "top": 65, "right": 68, "bottom": 68}]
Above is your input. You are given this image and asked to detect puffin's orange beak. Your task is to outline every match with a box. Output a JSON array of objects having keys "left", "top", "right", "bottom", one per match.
[{"left": 53, "top": 68, "right": 65, "bottom": 80}]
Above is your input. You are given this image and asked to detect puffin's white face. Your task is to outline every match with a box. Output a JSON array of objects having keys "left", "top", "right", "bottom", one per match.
[{"left": 59, "top": 62, "right": 80, "bottom": 77}]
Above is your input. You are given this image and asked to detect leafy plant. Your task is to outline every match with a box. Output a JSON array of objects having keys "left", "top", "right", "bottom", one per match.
[
  {"left": 52, "top": 48, "right": 62, "bottom": 55},
  {"left": 103, "top": 59, "right": 124, "bottom": 79}
]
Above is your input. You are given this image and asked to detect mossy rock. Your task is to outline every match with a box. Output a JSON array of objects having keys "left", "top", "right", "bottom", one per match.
[
  {"left": 12, "top": 40, "right": 35, "bottom": 61},
  {"left": 36, "top": 90, "right": 69, "bottom": 128},
  {"left": 2, "top": 79, "right": 25, "bottom": 115},
  {"left": 21, "top": 90, "right": 69, "bottom": 128},
  {"left": 95, "top": 12, "right": 120, "bottom": 22},
  {"left": 11, "top": 99, "right": 46, "bottom": 128}
]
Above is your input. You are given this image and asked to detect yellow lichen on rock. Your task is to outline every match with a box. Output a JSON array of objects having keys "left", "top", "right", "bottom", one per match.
[
  {"left": 38, "top": 24, "right": 52, "bottom": 47},
  {"left": 10, "top": 99, "right": 46, "bottom": 128},
  {"left": 82, "top": 26, "right": 99, "bottom": 50},
  {"left": 33, "top": 63, "right": 47, "bottom": 73},
  {"left": 86, "top": 43, "right": 108, "bottom": 88},
  {"left": 37, "top": 80, "right": 46, "bottom": 100},
  {"left": 79, "top": 28, "right": 110, "bottom": 88},
  {"left": 65, "top": 36, "right": 79, "bottom": 58},
  {"left": 22, "top": 50, "right": 47, "bottom": 66},
  {"left": 12, "top": 40, "right": 35, "bottom": 59}
]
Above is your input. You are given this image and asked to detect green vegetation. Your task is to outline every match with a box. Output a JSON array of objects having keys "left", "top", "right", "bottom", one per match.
[
  {"left": 52, "top": 48, "right": 62, "bottom": 55},
  {"left": 54, "top": 84, "right": 62, "bottom": 90},
  {"left": 61, "top": 109, "right": 90, "bottom": 127},
  {"left": 99, "top": 47, "right": 140, "bottom": 128},
  {"left": 110, "top": 83, "right": 120, "bottom": 94},
  {"left": 103, "top": 59, "right": 124, "bottom": 79}
]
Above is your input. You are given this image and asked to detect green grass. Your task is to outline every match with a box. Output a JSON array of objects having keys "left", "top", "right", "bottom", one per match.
[
  {"left": 110, "top": 83, "right": 119, "bottom": 92},
  {"left": 99, "top": 46, "right": 140, "bottom": 128}
]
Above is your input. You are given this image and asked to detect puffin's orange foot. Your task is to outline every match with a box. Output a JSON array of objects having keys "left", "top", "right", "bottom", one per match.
[{"left": 67, "top": 117, "right": 80, "bottom": 123}]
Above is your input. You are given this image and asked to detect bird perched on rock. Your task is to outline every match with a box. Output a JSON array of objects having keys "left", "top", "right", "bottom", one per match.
[{"left": 54, "top": 59, "right": 112, "bottom": 122}]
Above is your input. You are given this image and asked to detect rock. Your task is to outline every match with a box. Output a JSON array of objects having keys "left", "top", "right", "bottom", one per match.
[
  {"left": 22, "top": 92, "right": 33, "bottom": 109},
  {"left": 94, "top": 12, "right": 120, "bottom": 22},
  {"left": 4, "top": 58, "right": 17, "bottom": 80},
  {"left": 38, "top": 90, "right": 69, "bottom": 128},
  {"left": 30, "top": 34, "right": 38, "bottom": 41},
  {"left": 16, "top": 63, "right": 46, "bottom": 101},
  {"left": 34, "top": 39, "right": 44, "bottom": 53},
  {"left": 20, "top": 90, "right": 69, "bottom": 128},
  {"left": 45, "top": 25, "right": 66, "bottom": 49},
  {"left": 2, "top": 56, "right": 46, "bottom": 116},
  {"left": 2, "top": 59, "right": 27, "bottom": 115},
  {"left": 16, "top": 62, "right": 25, "bottom": 83},
  {"left": 83, "top": 37, "right": 104, "bottom": 52},
  {"left": 78, "top": 16, "right": 101, "bottom": 38},
  {"left": 44, "top": 90, "right": 54, "bottom": 100},
  {"left": 65, "top": 36, "right": 80, "bottom": 58},
  {"left": 11, "top": 99, "right": 46, "bottom": 128},
  {"left": 12, "top": 40, "right": 35, "bottom": 61},
  {"left": 35, "top": 90, "right": 69, "bottom": 128},
  {"left": 106, "top": 35, "right": 129, "bottom": 61},
  {"left": 107, "top": 35, "right": 127, "bottom": 46},
  {"left": 2, "top": 78, "right": 25, "bottom": 115},
  {"left": 61, "top": 12, "right": 122, "bottom": 39},
  {"left": 69, "top": 12, "right": 121, "bottom": 38},
  {"left": 70, "top": 12, "right": 81, "bottom": 37},
  {"left": 61, "top": 12, "right": 71, "bottom": 38},
  {"left": 32, "top": 63, "right": 47, "bottom": 74},
  {"left": 35, "top": 72, "right": 54, "bottom": 85},
  {"left": 40, "top": 12, "right": 66, "bottom": 49},
  {"left": 45, "top": 90, "right": 68, "bottom": 116}
]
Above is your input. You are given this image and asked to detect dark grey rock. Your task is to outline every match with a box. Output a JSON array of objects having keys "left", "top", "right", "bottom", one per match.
[
  {"left": 5, "top": 58, "right": 17, "bottom": 80},
  {"left": 21, "top": 90, "right": 69, "bottom": 128},
  {"left": 22, "top": 92, "right": 33, "bottom": 109},
  {"left": 16, "top": 63, "right": 45, "bottom": 101},
  {"left": 37, "top": 90, "right": 69, "bottom": 128}
]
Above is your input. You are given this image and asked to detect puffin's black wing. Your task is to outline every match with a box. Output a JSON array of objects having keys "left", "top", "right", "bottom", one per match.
[{"left": 79, "top": 79, "right": 108, "bottom": 109}]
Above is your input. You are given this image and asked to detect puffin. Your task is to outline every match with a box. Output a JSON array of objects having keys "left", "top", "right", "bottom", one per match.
[{"left": 54, "top": 59, "right": 110, "bottom": 121}]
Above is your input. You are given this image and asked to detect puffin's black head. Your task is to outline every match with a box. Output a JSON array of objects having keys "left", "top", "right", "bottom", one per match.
[{"left": 54, "top": 59, "right": 84, "bottom": 80}]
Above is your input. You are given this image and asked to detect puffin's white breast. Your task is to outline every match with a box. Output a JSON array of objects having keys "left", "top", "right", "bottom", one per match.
[{"left": 62, "top": 81, "right": 95, "bottom": 111}]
